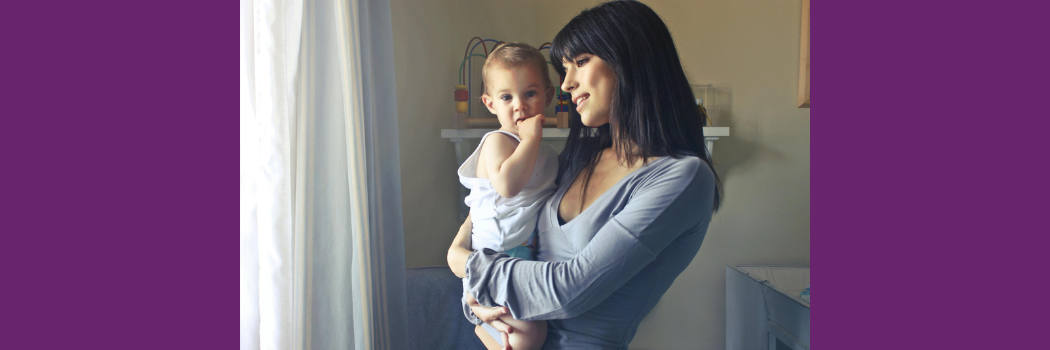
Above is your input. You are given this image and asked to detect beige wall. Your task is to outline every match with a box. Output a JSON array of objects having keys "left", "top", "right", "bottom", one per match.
[{"left": 391, "top": 1, "right": 810, "bottom": 349}]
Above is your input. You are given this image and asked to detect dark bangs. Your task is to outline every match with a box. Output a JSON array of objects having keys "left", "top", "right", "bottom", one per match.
[{"left": 549, "top": 7, "right": 614, "bottom": 78}]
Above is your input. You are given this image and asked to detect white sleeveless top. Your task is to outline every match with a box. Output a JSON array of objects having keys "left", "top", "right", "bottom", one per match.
[{"left": 457, "top": 130, "right": 559, "bottom": 252}]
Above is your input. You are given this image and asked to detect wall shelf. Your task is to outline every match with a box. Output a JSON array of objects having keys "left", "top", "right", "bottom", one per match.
[{"left": 442, "top": 127, "right": 729, "bottom": 164}]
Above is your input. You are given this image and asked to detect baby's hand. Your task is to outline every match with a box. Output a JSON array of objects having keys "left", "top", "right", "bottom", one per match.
[{"left": 516, "top": 114, "right": 545, "bottom": 141}]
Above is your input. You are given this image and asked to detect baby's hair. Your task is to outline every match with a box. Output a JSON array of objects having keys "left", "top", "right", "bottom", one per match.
[{"left": 481, "top": 42, "right": 552, "bottom": 95}]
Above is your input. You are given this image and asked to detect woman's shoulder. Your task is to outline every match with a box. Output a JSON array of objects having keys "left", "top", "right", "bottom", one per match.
[
  {"left": 630, "top": 155, "right": 715, "bottom": 212},
  {"left": 642, "top": 155, "right": 710, "bottom": 182},
  {"left": 629, "top": 155, "right": 714, "bottom": 199}
]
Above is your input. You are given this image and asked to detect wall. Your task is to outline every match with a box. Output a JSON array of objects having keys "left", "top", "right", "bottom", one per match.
[{"left": 390, "top": 1, "right": 810, "bottom": 349}]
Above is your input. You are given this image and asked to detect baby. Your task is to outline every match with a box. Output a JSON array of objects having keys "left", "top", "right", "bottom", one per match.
[{"left": 456, "top": 42, "right": 559, "bottom": 350}]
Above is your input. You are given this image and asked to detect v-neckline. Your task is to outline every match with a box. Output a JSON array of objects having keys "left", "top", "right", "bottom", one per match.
[{"left": 554, "top": 156, "right": 668, "bottom": 227}]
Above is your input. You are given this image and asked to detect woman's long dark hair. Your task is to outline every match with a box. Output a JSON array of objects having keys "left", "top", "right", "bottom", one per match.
[{"left": 550, "top": 0, "right": 722, "bottom": 211}]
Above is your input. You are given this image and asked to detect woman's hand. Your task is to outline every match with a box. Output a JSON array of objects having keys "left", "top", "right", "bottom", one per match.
[
  {"left": 447, "top": 215, "right": 473, "bottom": 278},
  {"left": 466, "top": 293, "right": 515, "bottom": 337}
]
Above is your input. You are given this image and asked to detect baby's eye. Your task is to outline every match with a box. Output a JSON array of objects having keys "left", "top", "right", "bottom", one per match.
[
  {"left": 525, "top": 90, "right": 537, "bottom": 98},
  {"left": 500, "top": 94, "right": 512, "bottom": 101}
]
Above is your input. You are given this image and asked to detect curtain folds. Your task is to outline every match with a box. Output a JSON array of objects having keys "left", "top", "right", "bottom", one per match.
[{"left": 241, "top": 0, "right": 406, "bottom": 349}]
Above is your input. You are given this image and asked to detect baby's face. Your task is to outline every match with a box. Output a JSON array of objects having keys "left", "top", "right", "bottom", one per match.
[{"left": 482, "top": 65, "right": 554, "bottom": 134}]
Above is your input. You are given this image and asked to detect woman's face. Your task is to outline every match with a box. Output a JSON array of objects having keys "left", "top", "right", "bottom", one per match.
[{"left": 560, "top": 54, "right": 616, "bottom": 127}]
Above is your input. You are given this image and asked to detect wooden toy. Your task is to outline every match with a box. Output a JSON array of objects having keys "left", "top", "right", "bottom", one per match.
[{"left": 556, "top": 92, "right": 570, "bottom": 128}]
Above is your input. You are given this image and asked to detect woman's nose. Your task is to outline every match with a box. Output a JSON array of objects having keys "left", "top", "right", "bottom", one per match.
[{"left": 561, "top": 72, "right": 577, "bottom": 92}]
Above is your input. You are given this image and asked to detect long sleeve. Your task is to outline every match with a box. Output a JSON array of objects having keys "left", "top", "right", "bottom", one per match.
[
  {"left": 464, "top": 157, "right": 715, "bottom": 321},
  {"left": 461, "top": 279, "right": 483, "bottom": 325}
]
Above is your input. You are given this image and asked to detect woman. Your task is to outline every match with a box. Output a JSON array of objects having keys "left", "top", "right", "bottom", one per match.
[{"left": 448, "top": 2, "right": 722, "bottom": 349}]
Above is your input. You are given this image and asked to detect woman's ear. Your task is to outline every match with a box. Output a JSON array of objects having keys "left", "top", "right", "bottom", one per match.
[
  {"left": 545, "top": 86, "right": 556, "bottom": 106},
  {"left": 480, "top": 94, "right": 498, "bottom": 114}
]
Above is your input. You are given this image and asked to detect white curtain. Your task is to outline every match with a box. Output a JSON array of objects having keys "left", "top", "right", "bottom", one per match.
[{"left": 240, "top": 0, "right": 407, "bottom": 349}]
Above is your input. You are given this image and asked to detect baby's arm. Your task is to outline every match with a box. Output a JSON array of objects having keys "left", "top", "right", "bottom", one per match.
[{"left": 481, "top": 116, "right": 544, "bottom": 198}]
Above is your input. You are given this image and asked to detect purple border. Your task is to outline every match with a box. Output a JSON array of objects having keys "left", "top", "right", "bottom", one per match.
[
  {"left": 818, "top": 1, "right": 1047, "bottom": 348},
  {"left": 3, "top": 1, "right": 237, "bottom": 348},
  {"left": 4, "top": 0, "right": 1046, "bottom": 348}
]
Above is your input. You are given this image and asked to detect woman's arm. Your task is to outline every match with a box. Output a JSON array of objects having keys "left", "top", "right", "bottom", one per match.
[
  {"left": 465, "top": 158, "right": 715, "bottom": 321},
  {"left": 448, "top": 214, "right": 473, "bottom": 278}
]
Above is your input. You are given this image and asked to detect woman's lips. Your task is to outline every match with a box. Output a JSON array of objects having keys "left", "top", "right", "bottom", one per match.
[{"left": 575, "top": 96, "right": 588, "bottom": 112}]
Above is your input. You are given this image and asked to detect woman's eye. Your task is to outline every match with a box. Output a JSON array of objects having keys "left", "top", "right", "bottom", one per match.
[
  {"left": 576, "top": 58, "right": 588, "bottom": 67},
  {"left": 525, "top": 91, "right": 537, "bottom": 98},
  {"left": 500, "top": 95, "right": 512, "bottom": 101}
]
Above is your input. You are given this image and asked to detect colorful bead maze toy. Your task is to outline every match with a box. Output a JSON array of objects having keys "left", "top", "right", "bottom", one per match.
[{"left": 453, "top": 37, "right": 570, "bottom": 129}]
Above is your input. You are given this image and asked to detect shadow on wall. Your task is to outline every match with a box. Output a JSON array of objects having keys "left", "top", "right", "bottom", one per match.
[{"left": 708, "top": 87, "right": 787, "bottom": 187}]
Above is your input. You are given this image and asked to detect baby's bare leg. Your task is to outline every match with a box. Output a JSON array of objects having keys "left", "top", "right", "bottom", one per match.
[
  {"left": 500, "top": 316, "right": 547, "bottom": 350},
  {"left": 475, "top": 325, "right": 502, "bottom": 350}
]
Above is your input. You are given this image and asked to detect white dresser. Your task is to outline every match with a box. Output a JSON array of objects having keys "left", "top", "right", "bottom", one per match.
[{"left": 727, "top": 266, "right": 811, "bottom": 350}]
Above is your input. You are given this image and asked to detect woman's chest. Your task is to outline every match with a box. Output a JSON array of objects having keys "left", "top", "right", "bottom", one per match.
[
  {"left": 558, "top": 157, "right": 643, "bottom": 223},
  {"left": 538, "top": 181, "right": 635, "bottom": 260}
]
